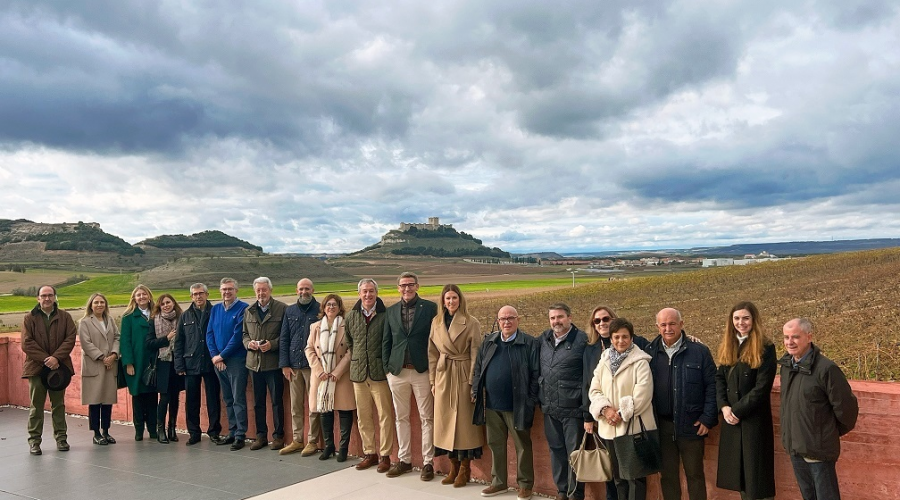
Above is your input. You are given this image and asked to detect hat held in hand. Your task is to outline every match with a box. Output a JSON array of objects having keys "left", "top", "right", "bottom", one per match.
[{"left": 40, "top": 364, "right": 73, "bottom": 391}]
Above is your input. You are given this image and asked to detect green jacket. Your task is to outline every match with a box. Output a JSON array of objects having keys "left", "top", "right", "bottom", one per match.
[
  {"left": 242, "top": 299, "right": 286, "bottom": 372},
  {"left": 382, "top": 296, "right": 437, "bottom": 375},
  {"left": 346, "top": 298, "right": 388, "bottom": 382},
  {"left": 120, "top": 309, "right": 153, "bottom": 395}
]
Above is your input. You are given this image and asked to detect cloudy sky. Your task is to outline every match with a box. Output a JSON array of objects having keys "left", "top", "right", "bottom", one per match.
[{"left": 1, "top": 1, "right": 898, "bottom": 253}]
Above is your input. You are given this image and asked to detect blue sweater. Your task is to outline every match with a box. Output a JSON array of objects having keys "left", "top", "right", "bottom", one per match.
[{"left": 206, "top": 300, "right": 249, "bottom": 360}]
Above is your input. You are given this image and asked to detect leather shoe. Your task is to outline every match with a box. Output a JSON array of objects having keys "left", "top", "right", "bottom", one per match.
[
  {"left": 56, "top": 440, "right": 70, "bottom": 452},
  {"left": 518, "top": 489, "right": 533, "bottom": 499},
  {"left": 319, "top": 445, "right": 335, "bottom": 460},
  {"left": 356, "top": 453, "right": 379, "bottom": 470},
  {"left": 336, "top": 449, "right": 348, "bottom": 462},
  {"left": 481, "top": 485, "right": 508, "bottom": 497},
  {"left": 93, "top": 435, "right": 108, "bottom": 445},
  {"left": 376, "top": 456, "right": 391, "bottom": 473},
  {"left": 217, "top": 435, "right": 235, "bottom": 446},
  {"left": 386, "top": 461, "right": 412, "bottom": 478},
  {"left": 250, "top": 437, "right": 267, "bottom": 450},
  {"left": 230, "top": 438, "right": 245, "bottom": 451},
  {"left": 300, "top": 442, "right": 319, "bottom": 457},
  {"left": 208, "top": 434, "right": 224, "bottom": 445},
  {"left": 186, "top": 435, "right": 201, "bottom": 446},
  {"left": 420, "top": 463, "right": 434, "bottom": 481},
  {"left": 102, "top": 432, "right": 116, "bottom": 444},
  {"left": 29, "top": 443, "right": 42, "bottom": 456},
  {"left": 279, "top": 441, "right": 304, "bottom": 455},
  {"left": 270, "top": 437, "right": 285, "bottom": 450}
]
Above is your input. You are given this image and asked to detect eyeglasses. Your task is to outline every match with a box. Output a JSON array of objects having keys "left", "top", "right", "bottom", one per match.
[
  {"left": 593, "top": 316, "right": 612, "bottom": 325},
  {"left": 324, "top": 302, "right": 339, "bottom": 308},
  {"left": 220, "top": 287, "right": 236, "bottom": 292},
  {"left": 191, "top": 292, "right": 208, "bottom": 296},
  {"left": 39, "top": 294, "right": 55, "bottom": 299},
  {"left": 398, "top": 283, "right": 418, "bottom": 289},
  {"left": 498, "top": 316, "right": 518, "bottom": 323}
]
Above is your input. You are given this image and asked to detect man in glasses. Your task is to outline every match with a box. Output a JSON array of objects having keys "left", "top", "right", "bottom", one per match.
[
  {"left": 207, "top": 277, "right": 250, "bottom": 450},
  {"left": 382, "top": 272, "right": 438, "bottom": 479},
  {"left": 472, "top": 305, "right": 540, "bottom": 500}
]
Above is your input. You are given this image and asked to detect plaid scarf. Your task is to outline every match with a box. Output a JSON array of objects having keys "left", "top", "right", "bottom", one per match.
[{"left": 609, "top": 343, "right": 635, "bottom": 376}]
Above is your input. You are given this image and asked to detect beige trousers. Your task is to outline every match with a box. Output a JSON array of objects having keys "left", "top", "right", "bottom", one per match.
[
  {"left": 353, "top": 379, "right": 395, "bottom": 456},
  {"left": 287, "top": 367, "right": 321, "bottom": 443},
  {"left": 387, "top": 369, "right": 434, "bottom": 464}
]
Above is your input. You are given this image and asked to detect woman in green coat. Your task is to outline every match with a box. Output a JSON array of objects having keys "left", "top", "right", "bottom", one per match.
[{"left": 120, "top": 284, "right": 159, "bottom": 441}]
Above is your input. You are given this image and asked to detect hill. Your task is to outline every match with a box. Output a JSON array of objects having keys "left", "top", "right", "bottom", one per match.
[
  {"left": 686, "top": 238, "right": 900, "bottom": 256},
  {"left": 138, "top": 255, "right": 356, "bottom": 288},
  {"left": 138, "top": 230, "right": 262, "bottom": 252},
  {"left": 464, "top": 248, "right": 900, "bottom": 381},
  {"left": 0, "top": 219, "right": 140, "bottom": 255},
  {"left": 352, "top": 218, "right": 509, "bottom": 258}
]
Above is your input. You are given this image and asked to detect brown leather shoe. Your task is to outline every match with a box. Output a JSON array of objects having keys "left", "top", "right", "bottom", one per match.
[
  {"left": 279, "top": 441, "right": 304, "bottom": 455},
  {"left": 518, "top": 489, "right": 533, "bottom": 499},
  {"left": 481, "top": 485, "right": 508, "bottom": 497},
  {"left": 376, "top": 455, "right": 391, "bottom": 473},
  {"left": 300, "top": 442, "right": 319, "bottom": 457},
  {"left": 386, "top": 461, "right": 412, "bottom": 478},
  {"left": 356, "top": 454, "right": 379, "bottom": 470},
  {"left": 250, "top": 437, "right": 267, "bottom": 451},
  {"left": 270, "top": 438, "right": 284, "bottom": 450},
  {"left": 420, "top": 463, "right": 434, "bottom": 481}
]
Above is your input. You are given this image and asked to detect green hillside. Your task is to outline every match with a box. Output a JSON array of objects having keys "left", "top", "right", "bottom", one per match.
[
  {"left": 353, "top": 225, "right": 509, "bottom": 258},
  {"left": 138, "top": 230, "right": 262, "bottom": 252}
]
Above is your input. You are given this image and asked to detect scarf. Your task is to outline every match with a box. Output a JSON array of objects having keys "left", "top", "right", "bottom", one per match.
[
  {"left": 154, "top": 309, "right": 179, "bottom": 361},
  {"left": 315, "top": 315, "right": 342, "bottom": 413},
  {"left": 608, "top": 343, "right": 635, "bottom": 376}
]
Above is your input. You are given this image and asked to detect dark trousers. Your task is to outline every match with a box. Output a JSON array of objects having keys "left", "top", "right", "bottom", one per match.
[
  {"left": 790, "top": 454, "right": 841, "bottom": 500},
  {"left": 157, "top": 391, "right": 180, "bottom": 427},
  {"left": 321, "top": 410, "right": 353, "bottom": 450},
  {"left": 486, "top": 409, "right": 534, "bottom": 490},
  {"left": 605, "top": 437, "right": 648, "bottom": 500},
  {"left": 658, "top": 417, "right": 706, "bottom": 500},
  {"left": 251, "top": 369, "right": 284, "bottom": 439},
  {"left": 544, "top": 413, "right": 585, "bottom": 499},
  {"left": 88, "top": 404, "right": 112, "bottom": 432},
  {"left": 184, "top": 371, "right": 222, "bottom": 438},
  {"left": 132, "top": 392, "right": 158, "bottom": 437}
]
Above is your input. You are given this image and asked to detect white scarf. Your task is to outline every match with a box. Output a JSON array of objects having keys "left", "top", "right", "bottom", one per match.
[{"left": 315, "top": 315, "right": 342, "bottom": 413}]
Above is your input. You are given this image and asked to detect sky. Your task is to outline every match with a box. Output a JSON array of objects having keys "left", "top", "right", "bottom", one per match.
[{"left": 1, "top": 1, "right": 898, "bottom": 254}]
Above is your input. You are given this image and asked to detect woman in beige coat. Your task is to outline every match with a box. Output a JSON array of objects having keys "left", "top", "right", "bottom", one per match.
[
  {"left": 428, "top": 284, "right": 483, "bottom": 487},
  {"left": 306, "top": 294, "right": 355, "bottom": 461},
  {"left": 78, "top": 293, "right": 121, "bottom": 445},
  {"left": 589, "top": 318, "right": 656, "bottom": 500}
]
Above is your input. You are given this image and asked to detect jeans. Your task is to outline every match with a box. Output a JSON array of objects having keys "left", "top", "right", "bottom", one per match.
[
  {"left": 217, "top": 359, "right": 249, "bottom": 439},
  {"left": 184, "top": 371, "right": 222, "bottom": 438},
  {"left": 251, "top": 369, "right": 284, "bottom": 439},
  {"left": 790, "top": 454, "right": 842, "bottom": 500}
]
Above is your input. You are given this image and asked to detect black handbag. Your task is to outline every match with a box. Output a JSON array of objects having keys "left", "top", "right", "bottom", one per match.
[
  {"left": 116, "top": 358, "right": 128, "bottom": 389},
  {"left": 141, "top": 356, "right": 158, "bottom": 388},
  {"left": 613, "top": 415, "right": 662, "bottom": 480}
]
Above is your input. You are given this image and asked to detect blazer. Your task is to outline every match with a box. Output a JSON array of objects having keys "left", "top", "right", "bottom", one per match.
[{"left": 382, "top": 296, "right": 437, "bottom": 375}]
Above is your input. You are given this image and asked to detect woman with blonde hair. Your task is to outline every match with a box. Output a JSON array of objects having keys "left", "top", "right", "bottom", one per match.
[
  {"left": 78, "top": 293, "right": 120, "bottom": 445},
  {"left": 146, "top": 293, "right": 185, "bottom": 443},
  {"left": 120, "top": 284, "right": 158, "bottom": 441},
  {"left": 715, "top": 301, "right": 776, "bottom": 500},
  {"left": 306, "top": 293, "right": 355, "bottom": 461},
  {"left": 428, "top": 284, "right": 483, "bottom": 487}
]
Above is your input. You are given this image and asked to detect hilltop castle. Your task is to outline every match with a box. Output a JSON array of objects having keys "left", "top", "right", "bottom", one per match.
[{"left": 398, "top": 217, "right": 452, "bottom": 232}]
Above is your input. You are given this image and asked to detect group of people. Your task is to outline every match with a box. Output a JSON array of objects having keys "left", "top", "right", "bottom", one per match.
[{"left": 21, "top": 276, "right": 860, "bottom": 500}]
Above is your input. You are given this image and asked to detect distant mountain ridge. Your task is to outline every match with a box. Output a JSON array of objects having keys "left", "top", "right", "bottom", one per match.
[
  {"left": 138, "top": 230, "right": 262, "bottom": 251},
  {"left": 561, "top": 238, "right": 900, "bottom": 258}
]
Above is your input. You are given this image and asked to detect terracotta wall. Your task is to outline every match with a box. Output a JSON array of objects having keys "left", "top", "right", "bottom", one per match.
[{"left": 2, "top": 333, "right": 897, "bottom": 499}]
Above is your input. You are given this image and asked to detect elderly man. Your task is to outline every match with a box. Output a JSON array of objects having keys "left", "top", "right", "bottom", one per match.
[
  {"left": 539, "top": 303, "right": 590, "bottom": 500},
  {"left": 779, "top": 318, "right": 858, "bottom": 500},
  {"left": 174, "top": 283, "right": 223, "bottom": 445},
  {"left": 382, "top": 272, "right": 438, "bottom": 479},
  {"left": 644, "top": 308, "right": 717, "bottom": 500},
  {"left": 243, "top": 277, "right": 287, "bottom": 451},
  {"left": 22, "top": 285, "right": 77, "bottom": 455},
  {"left": 472, "top": 305, "right": 540, "bottom": 500},
  {"left": 278, "top": 278, "right": 323, "bottom": 456},
  {"left": 207, "top": 277, "right": 249, "bottom": 451},
  {"left": 346, "top": 278, "right": 395, "bottom": 472}
]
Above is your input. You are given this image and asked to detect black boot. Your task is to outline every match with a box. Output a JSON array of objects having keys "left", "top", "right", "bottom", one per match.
[
  {"left": 157, "top": 424, "right": 169, "bottom": 444},
  {"left": 168, "top": 414, "right": 179, "bottom": 442},
  {"left": 319, "top": 411, "right": 335, "bottom": 460},
  {"left": 336, "top": 411, "right": 352, "bottom": 462}
]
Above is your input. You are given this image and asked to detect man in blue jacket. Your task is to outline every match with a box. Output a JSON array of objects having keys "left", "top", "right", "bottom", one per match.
[
  {"left": 278, "top": 278, "right": 322, "bottom": 456},
  {"left": 644, "top": 308, "right": 717, "bottom": 500},
  {"left": 206, "top": 277, "right": 249, "bottom": 451}
]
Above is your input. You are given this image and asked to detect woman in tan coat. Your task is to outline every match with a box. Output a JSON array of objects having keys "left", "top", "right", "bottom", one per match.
[
  {"left": 428, "top": 284, "right": 483, "bottom": 487},
  {"left": 78, "top": 293, "right": 121, "bottom": 445},
  {"left": 306, "top": 294, "right": 355, "bottom": 461}
]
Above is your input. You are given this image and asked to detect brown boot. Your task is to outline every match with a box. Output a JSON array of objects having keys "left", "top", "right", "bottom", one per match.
[
  {"left": 442, "top": 458, "right": 460, "bottom": 485},
  {"left": 454, "top": 459, "right": 471, "bottom": 487}
]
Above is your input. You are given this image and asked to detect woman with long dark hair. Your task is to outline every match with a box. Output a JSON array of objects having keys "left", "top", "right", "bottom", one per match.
[
  {"left": 715, "top": 301, "right": 776, "bottom": 500},
  {"left": 146, "top": 293, "right": 185, "bottom": 443},
  {"left": 120, "top": 284, "right": 158, "bottom": 441}
]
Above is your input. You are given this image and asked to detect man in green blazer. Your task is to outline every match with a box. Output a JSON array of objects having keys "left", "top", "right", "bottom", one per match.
[{"left": 382, "top": 272, "right": 438, "bottom": 480}]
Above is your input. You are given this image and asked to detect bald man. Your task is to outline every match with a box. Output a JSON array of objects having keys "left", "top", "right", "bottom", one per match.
[{"left": 472, "top": 306, "right": 541, "bottom": 500}]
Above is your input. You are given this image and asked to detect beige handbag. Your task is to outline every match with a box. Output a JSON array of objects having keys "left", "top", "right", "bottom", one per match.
[{"left": 569, "top": 432, "right": 614, "bottom": 483}]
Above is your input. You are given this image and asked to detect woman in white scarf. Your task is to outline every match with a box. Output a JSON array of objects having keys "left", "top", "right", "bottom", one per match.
[{"left": 305, "top": 294, "right": 356, "bottom": 461}]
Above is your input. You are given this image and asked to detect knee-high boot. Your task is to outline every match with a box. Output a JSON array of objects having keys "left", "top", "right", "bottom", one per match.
[
  {"left": 442, "top": 458, "right": 460, "bottom": 485},
  {"left": 319, "top": 411, "right": 335, "bottom": 460},
  {"left": 337, "top": 411, "right": 353, "bottom": 462}
]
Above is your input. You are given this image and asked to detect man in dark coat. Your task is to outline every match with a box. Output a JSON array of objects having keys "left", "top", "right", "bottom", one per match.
[
  {"left": 382, "top": 271, "right": 438, "bottom": 480},
  {"left": 278, "top": 278, "right": 322, "bottom": 456},
  {"left": 472, "top": 305, "right": 540, "bottom": 500},
  {"left": 174, "top": 283, "right": 223, "bottom": 445},
  {"left": 780, "top": 318, "right": 858, "bottom": 500},
  {"left": 644, "top": 308, "right": 717, "bottom": 500},
  {"left": 539, "top": 303, "right": 589, "bottom": 500},
  {"left": 21, "top": 285, "right": 77, "bottom": 455}
]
